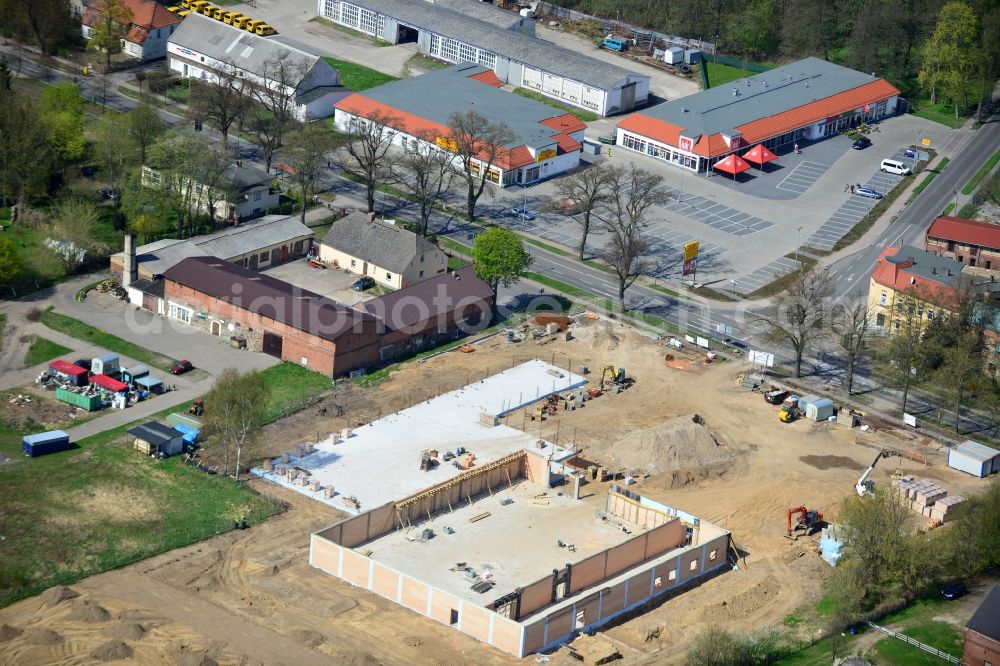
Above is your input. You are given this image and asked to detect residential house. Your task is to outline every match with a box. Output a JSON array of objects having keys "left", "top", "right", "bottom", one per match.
[
  {"left": 867, "top": 245, "right": 965, "bottom": 332},
  {"left": 963, "top": 584, "right": 1000, "bottom": 666},
  {"left": 167, "top": 13, "right": 347, "bottom": 120},
  {"left": 82, "top": 0, "right": 182, "bottom": 62},
  {"left": 141, "top": 163, "right": 279, "bottom": 222},
  {"left": 925, "top": 215, "right": 1000, "bottom": 271},
  {"left": 318, "top": 212, "right": 447, "bottom": 289}
]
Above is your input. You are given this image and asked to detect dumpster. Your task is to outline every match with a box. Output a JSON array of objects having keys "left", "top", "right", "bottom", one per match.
[{"left": 56, "top": 387, "right": 102, "bottom": 411}]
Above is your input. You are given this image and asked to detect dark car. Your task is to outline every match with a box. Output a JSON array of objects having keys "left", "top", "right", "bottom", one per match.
[
  {"left": 98, "top": 188, "right": 121, "bottom": 202},
  {"left": 903, "top": 147, "right": 918, "bottom": 159},
  {"left": 852, "top": 137, "right": 872, "bottom": 150},
  {"left": 506, "top": 207, "right": 536, "bottom": 221},
  {"left": 942, "top": 583, "right": 967, "bottom": 600},
  {"left": 169, "top": 360, "right": 194, "bottom": 375},
  {"left": 352, "top": 277, "right": 377, "bottom": 291},
  {"left": 854, "top": 186, "right": 884, "bottom": 200},
  {"left": 73, "top": 359, "right": 92, "bottom": 372}
]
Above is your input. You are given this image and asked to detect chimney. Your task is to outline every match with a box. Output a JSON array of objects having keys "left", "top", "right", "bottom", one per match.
[
  {"left": 123, "top": 233, "right": 138, "bottom": 288},
  {"left": 910, "top": 277, "right": 916, "bottom": 285}
]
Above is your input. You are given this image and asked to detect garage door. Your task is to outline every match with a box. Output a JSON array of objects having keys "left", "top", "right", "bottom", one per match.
[
  {"left": 142, "top": 293, "right": 158, "bottom": 312},
  {"left": 262, "top": 332, "right": 283, "bottom": 358}
]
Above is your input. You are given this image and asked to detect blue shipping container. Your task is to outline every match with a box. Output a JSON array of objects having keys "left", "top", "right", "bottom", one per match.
[{"left": 22, "top": 430, "right": 71, "bottom": 457}]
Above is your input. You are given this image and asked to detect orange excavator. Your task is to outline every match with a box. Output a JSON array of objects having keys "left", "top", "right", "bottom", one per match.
[{"left": 785, "top": 506, "right": 824, "bottom": 540}]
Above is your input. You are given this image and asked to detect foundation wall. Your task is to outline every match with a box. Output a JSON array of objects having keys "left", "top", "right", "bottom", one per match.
[{"left": 607, "top": 489, "right": 673, "bottom": 527}]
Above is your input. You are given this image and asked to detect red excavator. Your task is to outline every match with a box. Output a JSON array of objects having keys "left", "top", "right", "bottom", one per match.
[{"left": 785, "top": 506, "right": 824, "bottom": 540}]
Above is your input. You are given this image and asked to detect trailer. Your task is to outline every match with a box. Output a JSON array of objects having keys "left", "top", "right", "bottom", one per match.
[
  {"left": 91, "top": 353, "right": 120, "bottom": 377},
  {"left": 55, "top": 387, "right": 102, "bottom": 411},
  {"left": 48, "top": 360, "right": 88, "bottom": 386},
  {"left": 22, "top": 430, "right": 71, "bottom": 457}
]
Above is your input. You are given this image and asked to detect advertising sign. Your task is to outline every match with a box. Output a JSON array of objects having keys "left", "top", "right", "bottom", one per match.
[{"left": 682, "top": 240, "right": 700, "bottom": 277}]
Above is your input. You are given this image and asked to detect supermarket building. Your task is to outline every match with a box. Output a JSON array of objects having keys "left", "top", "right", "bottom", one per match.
[{"left": 616, "top": 57, "right": 900, "bottom": 172}]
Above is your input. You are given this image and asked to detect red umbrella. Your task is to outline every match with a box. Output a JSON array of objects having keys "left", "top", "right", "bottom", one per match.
[
  {"left": 742, "top": 144, "right": 777, "bottom": 171},
  {"left": 712, "top": 154, "right": 752, "bottom": 181}
]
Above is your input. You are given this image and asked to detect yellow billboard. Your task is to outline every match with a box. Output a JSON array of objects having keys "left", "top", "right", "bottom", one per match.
[{"left": 684, "top": 241, "right": 700, "bottom": 262}]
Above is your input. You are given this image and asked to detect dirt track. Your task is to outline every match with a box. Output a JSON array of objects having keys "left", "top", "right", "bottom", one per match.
[{"left": 0, "top": 316, "right": 991, "bottom": 665}]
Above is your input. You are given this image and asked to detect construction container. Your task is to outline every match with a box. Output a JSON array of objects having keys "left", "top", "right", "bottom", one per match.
[
  {"left": 664, "top": 46, "right": 684, "bottom": 65},
  {"left": 90, "top": 373, "right": 128, "bottom": 393},
  {"left": 121, "top": 364, "right": 150, "bottom": 384},
  {"left": 55, "top": 387, "right": 102, "bottom": 411},
  {"left": 48, "top": 360, "right": 88, "bottom": 386},
  {"left": 91, "top": 353, "right": 120, "bottom": 377},
  {"left": 22, "top": 430, "right": 71, "bottom": 457},
  {"left": 684, "top": 49, "right": 702, "bottom": 64},
  {"left": 805, "top": 397, "right": 834, "bottom": 422},
  {"left": 948, "top": 440, "right": 1000, "bottom": 477}
]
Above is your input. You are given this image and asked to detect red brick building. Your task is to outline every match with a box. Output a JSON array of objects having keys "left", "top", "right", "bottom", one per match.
[
  {"left": 162, "top": 257, "right": 381, "bottom": 377},
  {"left": 925, "top": 215, "right": 1000, "bottom": 271},
  {"left": 964, "top": 584, "right": 1000, "bottom": 666}
]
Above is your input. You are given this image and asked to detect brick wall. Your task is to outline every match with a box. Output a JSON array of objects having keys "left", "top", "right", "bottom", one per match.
[
  {"left": 926, "top": 237, "right": 1000, "bottom": 270},
  {"left": 963, "top": 628, "right": 1000, "bottom": 666}
]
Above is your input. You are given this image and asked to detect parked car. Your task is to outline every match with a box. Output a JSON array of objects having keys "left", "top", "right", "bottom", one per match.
[
  {"left": 854, "top": 186, "right": 884, "bottom": 200},
  {"left": 169, "top": 360, "right": 193, "bottom": 375},
  {"left": 506, "top": 207, "right": 536, "bottom": 221},
  {"left": 852, "top": 137, "right": 872, "bottom": 150},
  {"left": 903, "top": 147, "right": 918, "bottom": 159},
  {"left": 352, "top": 277, "right": 377, "bottom": 291},
  {"left": 98, "top": 188, "right": 121, "bottom": 202},
  {"left": 941, "top": 582, "right": 967, "bottom": 600}
]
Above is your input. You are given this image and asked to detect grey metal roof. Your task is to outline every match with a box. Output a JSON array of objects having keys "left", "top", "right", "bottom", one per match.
[
  {"left": 336, "top": 0, "right": 639, "bottom": 89},
  {"left": 429, "top": 0, "right": 523, "bottom": 29},
  {"left": 128, "top": 422, "right": 181, "bottom": 447},
  {"left": 363, "top": 265, "right": 494, "bottom": 330},
  {"left": 169, "top": 13, "right": 331, "bottom": 86},
  {"left": 888, "top": 246, "right": 965, "bottom": 288},
  {"left": 296, "top": 84, "right": 348, "bottom": 104},
  {"left": 968, "top": 585, "right": 1000, "bottom": 639},
  {"left": 640, "top": 57, "right": 890, "bottom": 137},
  {"left": 111, "top": 215, "right": 313, "bottom": 276},
  {"left": 321, "top": 212, "right": 438, "bottom": 273},
  {"left": 354, "top": 64, "right": 577, "bottom": 149},
  {"left": 224, "top": 164, "right": 272, "bottom": 192}
]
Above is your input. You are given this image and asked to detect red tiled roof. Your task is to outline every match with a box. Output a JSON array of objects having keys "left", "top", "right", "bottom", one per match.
[
  {"left": 468, "top": 69, "right": 503, "bottom": 88},
  {"left": 83, "top": 0, "right": 180, "bottom": 45},
  {"left": 619, "top": 79, "right": 899, "bottom": 158},
  {"left": 870, "top": 246, "right": 961, "bottom": 310},
  {"left": 554, "top": 133, "right": 581, "bottom": 153},
  {"left": 539, "top": 114, "right": 587, "bottom": 134},
  {"left": 927, "top": 215, "right": 1000, "bottom": 251}
]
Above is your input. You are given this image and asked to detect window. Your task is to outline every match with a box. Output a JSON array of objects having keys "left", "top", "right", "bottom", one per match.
[
  {"left": 689, "top": 559, "right": 698, "bottom": 571},
  {"left": 419, "top": 270, "right": 424, "bottom": 278},
  {"left": 927, "top": 309, "right": 934, "bottom": 320},
  {"left": 300, "top": 356, "right": 308, "bottom": 366},
  {"left": 459, "top": 43, "right": 476, "bottom": 64},
  {"left": 668, "top": 570, "right": 676, "bottom": 581},
  {"left": 653, "top": 576, "right": 662, "bottom": 588},
  {"left": 449, "top": 609, "right": 459, "bottom": 625},
  {"left": 254, "top": 191, "right": 262, "bottom": 201},
  {"left": 876, "top": 313, "right": 885, "bottom": 327},
  {"left": 709, "top": 549, "right": 717, "bottom": 561},
  {"left": 259, "top": 252, "right": 268, "bottom": 262},
  {"left": 386, "top": 272, "right": 392, "bottom": 280},
  {"left": 575, "top": 610, "right": 585, "bottom": 630},
  {"left": 350, "top": 259, "right": 356, "bottom": 267},
  {"left": 441, "top": 38, "right": 459, "bottom": 63},
  {"left": 478, "top": 51, "right": 496, "bottom": 70},
  {"left": 420, "top": 254, "right": 425, "bottom": 263},
  {"left": 880, "top": 291, "right": 887, "bottom": 306},
  {"left": 169, "top": 303, "right": 192, "bottom": 324},
  {"left": 894, "top": 319, "right": 900, "bottom": 330}
]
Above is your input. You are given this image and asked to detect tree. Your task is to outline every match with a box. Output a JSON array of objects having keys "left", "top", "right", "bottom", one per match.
[
  {"left": 127, "top": 103, "right": 166, "bottom": 164},
  {"left": 747, "top": 270, "right": 833, "bottom": 377},
  {"left": 447, "top": 110, "right": 514, "bottom": 220},
  {"left": 398, "top": 130, "right": 453, "bottom": 236},
  {"left": 0, "top": 0, "right": 78, "bottom": 55},
  {"left": 686, "top": 625, "right": 782, "bottom": 666},
  {"left": 41, "top": 82, "right": 87, "bottom": 164},
  {"left": 833, "top": 292, "right": 872, "bottom": 395},
  {"left": 147, "top": 130, "right": 214, "bottom": 235},
  {"left": 603, "top": 165, "right": 669, "bottom": 309},
  {"left": 919, "top": 1, "right": 979, "bottom": 114},
  {"left": 247, "top": 58, "right": 306, "bottom": 172},
  {"left": 884, "top": 292, "right": 927, "bottom": 414},
  {"left": 472, "top": 226, "right": 532, "bottom": 295},
  {"left": 282, "top": 123, "right": 338, "bottom": 224},
  {"left": 948, "top": 477, "right": 1000, "bottom": 575},
  {"left": 0, "top": 91, "right": 54, "bottom": 206},
  {"left": 339, "top": 109, "right": 399, "bottom": 213},
  {"left": 87, "top": 0, "right": 132, "bottom": 73},
  {"left": 189, "top": 60, "right": 250, "bottom": 143},
  {"left": 553, "top": 164, "right": 613, "bottom": 260},
  {"left": 939, "top": 329, "right": 985, "bottom": 432},
  {"left": 0, "top": 235, "right": 23, "bottom": 286},
  {"left": 93, "top": 113, "right": 137, "bottom": 192},
  {"left": 120, "top": 170, "right": 174, "bottom": 241},
  {"left": 201, "top": 368, "right": 270, "bottom": 479},
  {"left": 48, "top": 198, "right": 111, "bottom": 271}
]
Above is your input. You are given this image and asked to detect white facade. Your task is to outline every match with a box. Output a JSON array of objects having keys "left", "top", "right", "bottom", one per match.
[
  {"left": 82, "top": 22, "right": 179, "bottom": 62},
  {"left": 333, "top": 108, "right": 583, "bottom": 188}
]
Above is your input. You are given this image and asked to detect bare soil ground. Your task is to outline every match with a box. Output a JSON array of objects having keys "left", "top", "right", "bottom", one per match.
[{"left": 0, "top": 316, "right": 991, "bottom": 665}]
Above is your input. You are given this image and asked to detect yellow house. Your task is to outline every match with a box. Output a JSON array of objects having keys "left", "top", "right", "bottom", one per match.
[
  {"left": 318, "top": 212, "right": 447, "bottom": 289},
  {"left": 867, "top": 245, "right": 965, "bottom": 333}
]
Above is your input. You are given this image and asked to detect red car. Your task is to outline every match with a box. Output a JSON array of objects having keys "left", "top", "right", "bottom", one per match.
[{"left": 169, "top": 360, "right": 193, "bottom": 374}]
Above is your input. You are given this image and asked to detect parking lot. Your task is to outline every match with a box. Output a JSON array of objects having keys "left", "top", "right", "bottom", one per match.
[{"left": 263, "top": 258, "right": 374, "bottom": 305}]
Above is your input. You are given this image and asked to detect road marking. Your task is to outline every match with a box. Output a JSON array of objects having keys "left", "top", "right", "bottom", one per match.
[{"left": 847, "top": 273, "right": 855, "bottom": 282}]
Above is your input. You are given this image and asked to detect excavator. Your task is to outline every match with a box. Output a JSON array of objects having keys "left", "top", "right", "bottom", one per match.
[
  {"left": 785, "top": 506, "right": 824, "bottom": 540},
  {"left": 599, "top": 366, "right": 630, "bottom": 393},
  {"left": 855, "top": 450, "right": 897, "bottom": 496}
]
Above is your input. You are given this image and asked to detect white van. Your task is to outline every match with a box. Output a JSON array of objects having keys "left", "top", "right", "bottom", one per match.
[{"left": 880, "top": 159, "right": 912, "bottom": 176}]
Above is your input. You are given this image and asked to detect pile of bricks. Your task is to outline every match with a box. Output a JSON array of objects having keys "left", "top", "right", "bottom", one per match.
[{"left": 892, "top": 478, "right": 964, "bottom": 522}]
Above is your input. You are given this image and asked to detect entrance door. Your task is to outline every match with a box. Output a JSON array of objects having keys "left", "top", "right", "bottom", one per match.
[
  {"left": 249, "top": 253, "right": 258, "bottom": 269},
  {"left": 271, "top": 248, "right": 280, "bottom": 264},
  {"left": 262, "top": 332, "right": 283, "bottom": 358},
  {"left": 620, "top": 82, "right": 637, "bottom": 112},
  {"left": 142, "top": 293, "right": 157, "bottom": 312},
  {"left": 362, "top": 261, "right": 368, "bottom": 275},
  {"left": 211, "top": 321, "right": 221, "bottom": 336},
  {"left": 280, "top": 245, "right": 288, "bottom": 262}
]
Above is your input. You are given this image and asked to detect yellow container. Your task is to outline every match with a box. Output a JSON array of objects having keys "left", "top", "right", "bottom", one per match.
[
  {"left": 254, "top": 23, "right": 276, "bottom": 36},
  {"left": 189, "top": 0, "right": 209, "bottom": 12}
]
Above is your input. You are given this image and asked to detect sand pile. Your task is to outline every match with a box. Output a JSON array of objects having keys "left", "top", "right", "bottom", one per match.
[
  {"left": 27, "top": 628, "right": 63, "bottom": 645},
  {"left": 106, "top": 622, "right": 147, "bottom": 640},
  {"left": 176, "top": 652, "right": 218, "bottom": 666},
  {"left": 39, "top": 585, "right": 79, "bottom": 607},
  {"left": 67, "top": 600, "right": 111, "bottom": 623},
  {"left": 91, "top": 639, "right": 133, "bottom": 661},
  {"left": 289, "top": 629, "right": 325, "bottom": 648},
  {"left": 0, "top": 623, "right": 23, "bottom": 641},
  {"left": 607, "top": 414, "right": 736, "bottom": 486}
]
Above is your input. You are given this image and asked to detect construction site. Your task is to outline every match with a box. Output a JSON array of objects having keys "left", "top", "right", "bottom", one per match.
[{"left": 0, "top": 313, "right": 993, "bottom": 665}]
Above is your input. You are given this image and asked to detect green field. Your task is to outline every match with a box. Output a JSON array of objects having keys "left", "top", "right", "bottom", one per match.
[
  {"left": 24, "top": 337, "right": 72, "bottom": 366},
  {"left": 961, "top": 147, "right": 1000, "bottom": 195},
  {"left": 258, "top": 361, "right": 333, "bottom": 424},
  {"left": 872, "top": 621, "right": 964, "bottom": 665},
  {"left": 912, "top": 100, "right": 969, "bottom": 129},
  {"left": 321, "top": 57, "right": 398, "bottom": 91},
  {"left": 40, "top": 308, "right": 177, "bottom": 372},
  {"left": 704, "top": 61, "right": 757, "bottom": 87}
]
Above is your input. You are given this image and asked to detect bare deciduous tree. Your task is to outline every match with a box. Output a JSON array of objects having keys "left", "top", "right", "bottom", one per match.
[
  {"left": 127, "top": 102, "right": 165, "bottom": 164},
  {"left": 189, "top": 60, "right": 250, "bottom": 143},
  {"left": 833, "top": 291, "right": 872, "bottom": 395},
  {"left": 49, "top": 198, "right": 110, "bottom": 271},
  {"left": 884, "top": 291, "right": 927, "bottom": 414},
  {"left": 339, "top": 109, "right": 399, "bottom": 213},
  {"left": 747, "top": 269, "right": 833, "bottom": 377},
  {"left": 93, "top": 112, "right": 137, "bottom": 192},
  {"left": 246, "top": 58, "right": 305, "bottom": 173},
  {"left": 283, "top": 123, "right": 339, "bottom": 224},
  {"left": 398, "top": 130, "right": 453, "bottom": 236},
  {"left": 447, "top": 109, "right": 514, "bottom": 220},
  {"left": 553, "top": 164, "right": 614, "bottom": 259}
]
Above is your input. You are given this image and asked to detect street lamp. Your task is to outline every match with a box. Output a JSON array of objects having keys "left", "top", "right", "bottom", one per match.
[
  {"left": 796, "top": 225, "right": 802, "bottom": 270},
  {"left": 953, "top": 188, "right": 959, "bottom": 212},
  {"left": 730, "top": 279, "right": 739, "bottom": 299}
]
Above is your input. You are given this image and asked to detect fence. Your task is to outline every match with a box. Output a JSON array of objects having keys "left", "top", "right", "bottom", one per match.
[
  {"left": 865, "top": 621, "right": 961, "bottom": 663},
  {"left": 709, "top": 54, "right": 771, "bottom": 73}
]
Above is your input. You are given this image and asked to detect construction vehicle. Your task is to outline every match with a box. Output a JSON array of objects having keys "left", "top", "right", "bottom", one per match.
[
  {"left": 189, "top": 399, "right": 204, "bottom": 417},
  {"left": 778, "top": 406, "right": 801, "bottom": 423},
  {"left": 599, "top": 366, "right": 630, "bottom": 392},
  {"left": 855, "top": 450, "right": 896, "bottom": 496},
  {"left": 785, "top": 506, "right": 824, "bottom": 539}
]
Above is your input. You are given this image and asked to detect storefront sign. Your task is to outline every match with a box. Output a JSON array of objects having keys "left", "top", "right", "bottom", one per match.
[{"left": 535, "top": 148, "right": 556, "bottom": 162}]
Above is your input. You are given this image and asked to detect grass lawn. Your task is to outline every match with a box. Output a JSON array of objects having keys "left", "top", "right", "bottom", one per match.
[
  {"left": 872, "top": 621, "right": 964, "bottom": 664},
  {"left": 258, "top": 362, "right": 332, "bottom": 424},
  {"left": 912, "top": 157, "right": 949, "bottom": 198},
  {"left": 0, "top": 412, "right": 280, "bottom": 608},
  {"left": 40, "top": 308, "right": 177, "bottom": 372},
  {"left": 0, "top": 313, "right": 6, "bottom": 351},
  {"left": 24, "top": 337, "right": 73, "bottom": 366},
  {"left": 704, "top": 61, "right": 759, "bottom": 87},
  {"left": 961, "top": 147, "right": 1000, "bottom": 195},
  {"left": 447, "top": 255, "right": 468, "bottom": 270},
  {"left": 321, "top": 57, "right": 397, "bottom": 91},
  {"left": 911, "top": 100, "right": 968, "bottom": 129},
  {"left": 511, "top": 88, "right": 600, "bottom": 122}
]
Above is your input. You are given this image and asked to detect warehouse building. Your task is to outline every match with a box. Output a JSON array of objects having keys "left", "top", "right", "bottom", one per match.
[
  {"left": 925, "top": 215, "right": 1000, "bottom": 271},
  {"left": 316, "top": 0, "right": 648, "bottom": 116},
  {"left": 334, "top": 64, "right": 585, "bottom": 187},
  {"left": 168, "top": 13, "right": 347, "bottom": 120},
  {"left": 616, "top": 57, "right": 900, "bottom": 172}
]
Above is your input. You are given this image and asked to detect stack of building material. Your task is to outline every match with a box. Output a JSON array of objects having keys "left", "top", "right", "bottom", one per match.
[
  {"left": 930, "top": 495, "right": 965, "bottom": 522},
  {"left": 893, "top": 477, "right": 948, "bottom": 516},
  {"left": 820, "top": 537, "right": 844, "bottom": 567}
]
